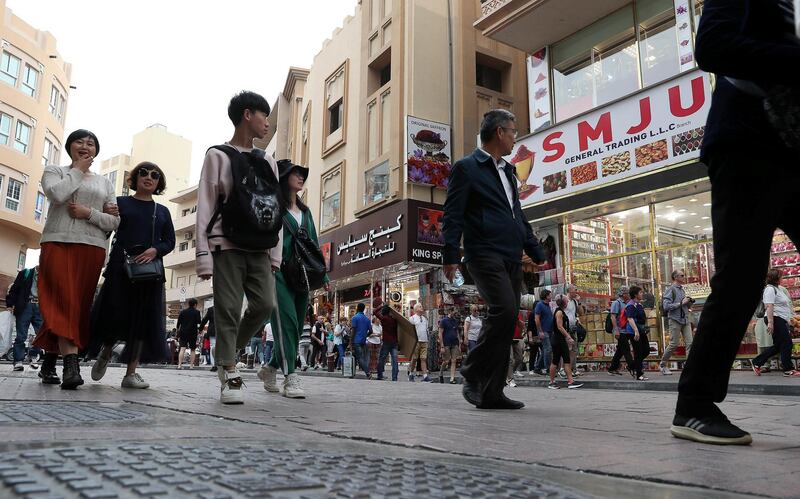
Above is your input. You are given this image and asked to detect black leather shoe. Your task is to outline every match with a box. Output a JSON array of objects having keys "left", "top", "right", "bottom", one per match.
[
  {"left": 39, "top": 353, "right": 60, "bottom": 385},
  {"left": 478, "top": 394, "right": 525, "bottom": 410},
  {"left": 462, "top": 380, "right": 482, "bottom": 407},
  {"left": 60, "top": 354, "right": 84, "bottom": 390}
]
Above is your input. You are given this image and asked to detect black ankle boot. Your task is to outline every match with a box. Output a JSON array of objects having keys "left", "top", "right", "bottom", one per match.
[
  {"left": 38, "top": 353, "right": 60, "bottom": 385},
  {"left": 60, "top": 354, "right": 84, "bottom": 390}
]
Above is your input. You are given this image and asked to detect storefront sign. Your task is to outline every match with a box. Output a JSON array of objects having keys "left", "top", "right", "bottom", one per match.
[
  {"left": 406, "top": 115, "right": 452, "bottom": 190},
  {"left": 318, "top": 200, "right": 444, "bottom": 281},
  {"left": 526, "top": 47, "right": 552, "bottom": 133},
  {"left": 508, "top": 70, "right": 712, "bottom": 207}
]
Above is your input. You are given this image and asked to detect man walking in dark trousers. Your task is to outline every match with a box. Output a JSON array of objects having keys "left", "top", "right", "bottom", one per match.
[
  {"left": 608, "top": 286, "right": 634, "bottom": 376},
  {"left": 6, "top": 266, "right": 44, "bottom": 373},
  {"left": 176, "top": 299, "right": 202, "bottom": 370},
  {"left": 375, "top": 305, "right": 399, "bottom": 381},
  {"left": 671, "top": 0, "right": 800, "bottom": 445},
  {"left": 443, "top": 109, "right": 546, "bottom": 409}
]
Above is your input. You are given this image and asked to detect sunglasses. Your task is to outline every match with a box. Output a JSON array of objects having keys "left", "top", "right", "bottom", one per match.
[{"left": 138, "top": 169, "right": 161, "bottom": 180}]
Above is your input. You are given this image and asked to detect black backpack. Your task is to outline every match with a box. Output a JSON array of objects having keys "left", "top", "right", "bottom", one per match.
[
  {"left": 206, "top": 145, "right": 284, "bottom": 250},
  {"left": 604, "top": 310, "right": 614, "bottom": 334}
]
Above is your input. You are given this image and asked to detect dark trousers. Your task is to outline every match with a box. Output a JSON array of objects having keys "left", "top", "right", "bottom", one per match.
[
  {"left": 461, "top": 255, "right": 522, "bottom": 404},
  {"left": 609, "top": 333, "right": 634, "bottom": 372},
  {"left": 377, "top": 342, "right": 399, "bottom": 380},
  {"left": 311, "top": 341, "right": 324, "bottom": 366},
  {"left": 528, "top": 342, "right": 541, "bottom": 371},
  {"left": 677, "top": 149, "right": 799, "bottom": 417},
  {"left": 631, "top": 331, "right": 650, "bottom": 377},
  {"left": 752, "top": 317, "right": 794, "bottom": 372},
  {"left": 14, "top": 302, "right": 43, "bottom": 363}
]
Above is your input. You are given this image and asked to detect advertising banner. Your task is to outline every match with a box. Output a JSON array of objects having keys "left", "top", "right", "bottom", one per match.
[
  {"left": 526, "top": 47, "right": 552, "bottom": 133},
  {"left": 508, "top": 70, "right": 712, "bottom": 207},
  {"left": 406, "top": 116, "right": 452, "bottom": 189}
]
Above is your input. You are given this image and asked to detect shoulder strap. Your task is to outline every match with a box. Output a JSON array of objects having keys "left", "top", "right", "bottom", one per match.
[
  {"left": 150, "top": 202, "right": 157, "bottom": 247},
  {"left": 282, "top": 217, "right": 298, "bottom": 237},
  {"left": 205, "top": 145, "right": 241, "bottom": 236}
]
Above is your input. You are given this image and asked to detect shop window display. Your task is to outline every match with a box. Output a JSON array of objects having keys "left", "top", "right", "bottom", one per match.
[{"left": 637, "top": 0, "right": 681, "bottom": 87}]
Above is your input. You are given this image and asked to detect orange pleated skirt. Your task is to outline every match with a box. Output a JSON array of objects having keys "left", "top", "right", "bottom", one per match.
[{"left": 33, "top": 242, "right": 106, "bottom": 352}]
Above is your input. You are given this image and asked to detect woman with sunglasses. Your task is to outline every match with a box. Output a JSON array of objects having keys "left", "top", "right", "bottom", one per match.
[
  {"left": 34, "top": 130, "right": 120, "bottom": 388},
  {"left": 88, "top": 162, "right": 175, "bottom": 388}
]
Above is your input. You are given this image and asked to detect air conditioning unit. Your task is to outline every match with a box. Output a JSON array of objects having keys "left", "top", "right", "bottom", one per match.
[{"left": 184, "top": 232, "right": 193, "bottom": 240}]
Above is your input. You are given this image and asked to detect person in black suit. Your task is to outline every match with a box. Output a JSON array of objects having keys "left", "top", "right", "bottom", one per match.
[
  {"left": 6, "top": 266, "right": 44, "bottom": 373},
  {"left": 442, "top": 109, "right": 546, "bottom": 409},
  {"left": 671, "top": 0, "right": 799, "bottom": 446}
]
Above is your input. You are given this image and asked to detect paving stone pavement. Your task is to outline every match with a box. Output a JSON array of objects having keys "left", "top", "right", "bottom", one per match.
[{"left": 1, "top": 365, "right": 798, "bottom": 498}]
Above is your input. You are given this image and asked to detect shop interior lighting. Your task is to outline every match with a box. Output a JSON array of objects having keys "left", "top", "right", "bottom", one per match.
[
  {"left": 665, "top": 205, "right": 674, "bottom": 208},
  {"left": 689, "top": 198, "right": 698, "bottom": 202},
  {"left": 690, "top": 212, "right": 697, "bottom": 216},
  {"left": 678, "top": 221, "right": 686, "bottom": 225},
  {"left": 638, "top": 206, "right": 649, "bottom": 213},
  {"left": 703, "top": 203, "right": 712, "bottom": 207},
  {"left": 704, "top": 227, "right": 712, "bottom": 231},
  {"left": 678, "top": 209, "right": 687, "bottom": 213},
  {"left": 701, "top": 216, "right": 709, "bottom": 220},
  {"left": 694, "top": 225, "right": 701, "bottom": 228}
]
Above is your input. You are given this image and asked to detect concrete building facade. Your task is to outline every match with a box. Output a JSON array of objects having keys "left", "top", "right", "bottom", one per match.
[{"left": 0, "top": 0, "right": 71, "bottom": 297}]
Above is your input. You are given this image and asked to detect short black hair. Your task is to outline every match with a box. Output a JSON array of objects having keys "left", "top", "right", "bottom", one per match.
[
  {"left": 539, "top": 289, "right": 551, "bottom": 300},
  {"left": 357, "top": 303, "right": 365, "bottom": 312},
  {"left": 188, "top": 298, "right": 198, "bottom": 307},
  {"left": 65, "top": 129, "right": 100, "bottom": 159},
  {"left": 228, "top": 91, "right": 271, "bottom": 126},
  {"left": 479, "top": 109, "right": 515, "bottom": 143},
  {"left": 128, "top": 161, "right": 167, "bottom": 195},
  {"left": 629, "top": 286, "right": 642, "bottom": 299}
]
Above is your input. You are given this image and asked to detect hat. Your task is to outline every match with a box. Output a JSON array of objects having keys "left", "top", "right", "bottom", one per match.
[
  {"left": 617, "top": 286, "right": 630, "bottom": 297},
  {"left": 277, "top": 159, "right": 309, "bottom": 182}
]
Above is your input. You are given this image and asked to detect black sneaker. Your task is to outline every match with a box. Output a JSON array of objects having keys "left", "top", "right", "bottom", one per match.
[{"left": 671, "top": 414, "right": 752, "bottom": 445}]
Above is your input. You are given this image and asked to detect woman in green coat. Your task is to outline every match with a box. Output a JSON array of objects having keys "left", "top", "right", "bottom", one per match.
[{"left": 258, "top": 160, "right": 329, "bottom": 398}]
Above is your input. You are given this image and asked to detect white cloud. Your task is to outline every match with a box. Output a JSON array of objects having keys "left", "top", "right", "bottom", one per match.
[{"left": 8, "top": 0, "right": 357, "bottom": 182}]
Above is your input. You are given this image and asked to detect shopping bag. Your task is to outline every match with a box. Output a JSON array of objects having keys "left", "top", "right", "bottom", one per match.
[
  {"left": 342, "top": 351, "right": 355, "bottom": 378},
  {"left": 0, "top": 311, "right": 13, "bottom": 356}
]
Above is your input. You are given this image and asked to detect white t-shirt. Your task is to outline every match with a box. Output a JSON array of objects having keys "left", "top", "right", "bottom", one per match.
[
  {"left": 465, "top": 314, "right": 482, "bottom": 342},
  {"left": 763, "top": 285, "right": 793, "bottom": 322},
  {"left": 411, "top": 314, "right": 428, "bottom": 343},
  {"left": 289, "top": 207, "right": 303, "bottom": 226},
  {"left": 264, "top": 323, "right": 274, "bottom": 342},
  {"left": 565, "top": 298, "right": 579, "bottom": 324},
  {"left": 333, "top": 324, "right": 344, "bottom": 345},
  {"left": 368, "top": 323, "right": 382, "bottom": 344}
]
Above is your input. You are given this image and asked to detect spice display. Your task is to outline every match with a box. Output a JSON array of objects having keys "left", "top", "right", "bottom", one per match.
[
  {"left": 672, "top": 126, "right": 705, "bottom": 156},
  {"left": 601, "top": 151, "right": 631, "bottom": 177},
  {"left": 635, "top": 139, "right": 669, "bottom": 167},
  {"left": 542, "top": 171, "right": 567, "bottom": 194},
  {"left": 570, "top": 161, "right": 598, "bottom": 186}
]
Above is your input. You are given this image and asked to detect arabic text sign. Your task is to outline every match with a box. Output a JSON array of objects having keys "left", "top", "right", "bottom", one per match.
[
  {"left": 508, "top": 70, "right": 711, "bottom": 207},
  {"left": 336, "top": 214, "right": 404, "bottom": 267}
]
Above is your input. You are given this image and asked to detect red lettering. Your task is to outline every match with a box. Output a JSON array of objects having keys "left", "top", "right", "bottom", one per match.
[
  {"left": 669, "top": 76, "right": 706, "bottom": 118},
  {"left": 627, "top": 97, "right": 652, "bottom": 134},
  {"left": 542, "top": 132, "right": 565, "bottom": 162},
  {"left": 577, "top": 112, "right": 612, "bottom": 151}
]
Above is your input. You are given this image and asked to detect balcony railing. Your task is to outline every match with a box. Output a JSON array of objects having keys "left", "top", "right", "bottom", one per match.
[
  {"left": 166, "top": 279, "right": 213, "bottom": 303},
  {"left": 163, "top": 248, "right": 195, "bottom": 268},
  {"left": 480, "top": 0, "right": 512, "bottom": 17}
]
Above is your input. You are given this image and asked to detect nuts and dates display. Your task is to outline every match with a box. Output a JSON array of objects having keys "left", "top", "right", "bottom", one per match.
[
  {"left": 635, "top": 139, "right": 669, "bottom": 167},
  {"left": 601, "top": 151, "right": 631, "bottom": 177},
  {"left": 570, "top": 161, "right": 598, "bottom": 186},
  {"left": 672, "top": 126, "right": 704, "bottom": 156},
  {"left": 542, "top": 171, "right": 567, "bottom": 194}
]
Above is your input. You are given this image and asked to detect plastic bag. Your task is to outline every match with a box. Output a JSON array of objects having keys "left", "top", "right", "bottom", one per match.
[{"left": 0, "top": 311, "right": 13, "bottom": 355}]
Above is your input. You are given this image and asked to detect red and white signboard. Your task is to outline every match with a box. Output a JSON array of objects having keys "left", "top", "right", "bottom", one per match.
[{"left": 506, "top": 70, "right": 712, "bottom": 207}]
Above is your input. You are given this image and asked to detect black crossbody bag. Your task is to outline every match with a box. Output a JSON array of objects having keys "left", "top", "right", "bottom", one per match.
[{"left": 280, "top": 217, "right": 326, "bottom": 293}]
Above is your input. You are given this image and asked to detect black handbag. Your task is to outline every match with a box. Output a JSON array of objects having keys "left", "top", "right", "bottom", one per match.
[
  {"left": 575, "top": 322, "right": 587, "bottom": 343},
  {"left": 280, "top": 216, "right": 326, "bottom": 293},
  {"left": 123, "top": 202, "right": 164, "bottom": 283}
]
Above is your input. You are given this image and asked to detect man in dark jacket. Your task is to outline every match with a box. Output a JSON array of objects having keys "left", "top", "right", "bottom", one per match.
[
  {"left": 176, "top": 298, "right": 202, "bottom": 369},
  {"left": 442, "top": 109, "right": 546, "bottom": 409},
  {"left": 6, "top": 266, "right": 43, "bottom": 371},
  {"left": 375, "top": 305, "right": 399, "bottom": 381},
  {"left": 672, "top": 0, "right": 799, "bottom": 446}
]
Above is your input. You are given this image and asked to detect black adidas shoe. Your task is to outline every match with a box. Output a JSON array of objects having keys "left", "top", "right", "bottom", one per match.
[{"left": 671, "top": 414, "right": 752, "bottom": 445}]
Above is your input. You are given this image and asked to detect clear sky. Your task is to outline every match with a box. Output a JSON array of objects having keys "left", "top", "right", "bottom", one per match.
[{"left": 7, "top": 0, "right": 357, "bottom": 180}]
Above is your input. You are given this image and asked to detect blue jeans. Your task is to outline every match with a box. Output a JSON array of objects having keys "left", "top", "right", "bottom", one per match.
[
  {"left": 263, "top": 340, "right": 274, "bottom": 366},
  {"left": 335, "top": 343, "right": 345, "bottom": 368},
  {"left": 534, "top": 332, "right": 552, "bottom": 372},
  {"left": 353, "top": 343, "right": 370, "bottom": 374},
  {"left": 377, "top": 342, "right": 399, "bottom": 380},
  {"left": 468, "top": 340, "right": 478, "bottom": 353},
  {"left": 249, "top": 337, "right": 264, "bottom": 364},
  {"left": 14, "top": 303, "right": 43, "bottom": 363}
]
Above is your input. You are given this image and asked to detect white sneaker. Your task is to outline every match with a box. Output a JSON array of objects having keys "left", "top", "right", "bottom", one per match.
[
  {"left": 282, "top": 373, "right": 306, "bottom": 399},
  {"left": 660, "top": 366, "right": 673, "bottom": 375},
  {"left": 557, "top": 368, "right": 566, "bottom": 379},
  {"left": 218, "top": 369, "right": 245, "bottom": 404},
  {"left": 506, "top": 378, "right": 517, "bottom": 387},
  {"left": 91, "top": 355, "right": 111, "bottom": 381},
  {"left": 513, "top": 371, "right": 524, "bottom": 378},
  {"left": 121, "top": 373, "right": 150, "bottom": 389},
  {"left": 257, "top": 365, "right": 280, "bottom": 393}
]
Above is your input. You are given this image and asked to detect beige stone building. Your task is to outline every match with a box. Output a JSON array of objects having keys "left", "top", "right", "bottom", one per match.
[
  {"left": 0, "top": 0, "right": 71, "bottom": 296},
  {"left": 266, "top": 0, "right": 530, "bottom": 319},
  {"left": 99, "top": 123, "right": 192, "bottom": 215}
]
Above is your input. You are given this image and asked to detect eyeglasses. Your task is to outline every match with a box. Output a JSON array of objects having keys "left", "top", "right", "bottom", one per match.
[
  {"left": 500, "top": 127, "right": 519, "bottom": 138},
  {"left": 138, "top": 169, "right": 161, "bottom": 180}
]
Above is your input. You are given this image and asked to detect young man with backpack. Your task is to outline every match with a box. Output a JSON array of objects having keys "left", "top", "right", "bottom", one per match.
[
  {"left": 196, "top": 91, "right": 282, "bottom": 405},
  {"left": 660, "top": 270, "right": 694, "bottom": 375},
  {"left": 607, "top": 286, "right": 634, "bottom": 376}
]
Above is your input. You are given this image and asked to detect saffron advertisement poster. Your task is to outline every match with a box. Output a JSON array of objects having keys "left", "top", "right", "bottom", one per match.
[{"left": 406, "top": 115, "right": 452, "bottom": 189}]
